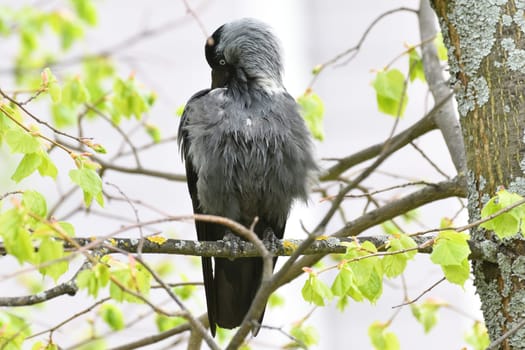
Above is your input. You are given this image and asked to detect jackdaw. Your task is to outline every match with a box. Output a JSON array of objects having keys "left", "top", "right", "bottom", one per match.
[{"left": 178, "top": 18, "right": 317, "bottom": 336}]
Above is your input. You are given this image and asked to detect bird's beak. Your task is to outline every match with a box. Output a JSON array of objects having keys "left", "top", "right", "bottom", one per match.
[{"left": 211, "top": 68, "right": 230, "bottom": 89}]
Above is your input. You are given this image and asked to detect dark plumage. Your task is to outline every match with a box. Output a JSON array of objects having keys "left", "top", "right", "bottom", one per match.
[{"left": 178, "top": 18, "right": 316, "bottom": 336}]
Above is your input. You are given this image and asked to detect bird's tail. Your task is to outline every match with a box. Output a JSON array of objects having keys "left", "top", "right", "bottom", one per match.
[{"left": 213, "top": 256, "right": 266, "bottom": 333}]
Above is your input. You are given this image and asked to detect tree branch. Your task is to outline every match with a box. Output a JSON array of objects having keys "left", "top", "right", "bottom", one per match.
[
  {"left": 107, "top": 314, "right": 208, "bottom": 350},
  {"left": 418, "top": 0, "right": 466, "bottom": 175},
  {"left": 320, "top": 101, "right": 437, "bottom": 181},
  {"left": 276, "top": 176, "right": 466, "bottom": 287}
]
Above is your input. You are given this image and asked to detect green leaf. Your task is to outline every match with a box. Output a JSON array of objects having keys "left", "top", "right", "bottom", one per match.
[
  {"left": 109, "top": 262, "right": 151, "bottom": 303},
  {"left": 430, "top": 230, "right": 471, "bottom": 266},
  {"left": 51, "top": 104, "right": 77, "bottom": 128},
  {"left": 464, "top": 321, "right": 490, "bottom": 350},
  {"left": 372, "top": 68, "right": 408, "bottom": 117},
  {"left": 4, "top": 227, "right": 35, "bottom": 264},
  {"left": 76, "top": 269, "right": 100, "bottom": 298},
  {"left": 301, "top": 274, "right": 333, "bottom": 306},
  {"left": 37, "top": 151, "right": 58, "bottom": 179},
  {"left": 297, "top": 90, "right": 325, "bottom": 141},
  {"left": 62, "top": 77, "right": 90, "bottom": 106},
  {"left": 442, "top": 258, "right": 470, "bottom": 286},
  {"left": 76, "top": 339, "right": 106, "bottom": 350},
  {"left": 411, "top": 299, "right": 441, "bottom": 333},
  {"left": 145, "top": 123, "right": 161, "bottom": 143},
  {"left": 175, "top": 104, "right": 186, "bottom": 117},
  {"left": 434, "top": 32, "right": 448, "bottom": 61},
  {"left": 381, "top": 220, "right": 398, "bottom": 235},
  {"left": 71, "top": 0, "right": 98, "bottom": 25},
  {"left": 100, "top": 303, "right": 125, "bottom": 331},
  {"left": 408, "top": 49, "right": 426, "bottom": 82},
  {"left": 430, "top": 231, "right": 471, "bottom": 286},
  {"left": 268, "top": 292, "right": 285, "bottom": 308},
  {"left": 112, "top": 77, "right": 149, "bottom": 120},
  {"left": 5, "top": 128, "right": 40, "bottom": 154},
  {"left": 58, "top": 221, "right": 76, "bottom": 236},
  {"left": 289, "top": 323, "right": 319, "bottom": 348},
  {"left": 382, "top": 234, "right": 417, "bottom": 278},
  {"left": 331, "top": 267, "right": 354, "bottom": 297},
  {"left": 155, "top": 315, "right": 185, "bottom": 332},
  {"left": 42, "top": 67, "right": 61, "bottom": 103},
  {"left": 382, "top": 254, "right": 407, "bottom": 278},
  {"left": 0, "top": 312, "right": 31, "bottom": 349},
  {"left": 23, "top": 190, "right": 47, "bottom": 217},
  {"left": 21, "top": 28, "right": 38, "bottom": 52},
  {"left": 173, "top": 283, "right": 195, "bottom": 301},
  {"left": 480, "top": 189, "right": 525, "bottom": 238},
  {"left": 358, "top": 268, "right": 383, "bottom": 303},
  {"left": 37, "top": 238, "right": 68, "bottom": 281},
  {"left": 11, "top": 152, "right": 42, "bottom": 182},
  {"left": 69, "top": 167, "right": 103, "bottom": 207},
  {"left": 368, "top": 321, "right": 400, "bottom": 350}
]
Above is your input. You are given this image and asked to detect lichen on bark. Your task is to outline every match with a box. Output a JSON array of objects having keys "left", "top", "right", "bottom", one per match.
[{"left": 432, "top": 0, "right": 525, "bottom": 347}]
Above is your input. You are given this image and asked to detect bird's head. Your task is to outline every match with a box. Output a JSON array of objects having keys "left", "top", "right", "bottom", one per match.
[{"left": 205, "top": 18, "right": 284, "bottom": 93}]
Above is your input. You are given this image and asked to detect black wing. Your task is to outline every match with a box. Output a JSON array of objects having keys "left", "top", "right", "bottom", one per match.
[{"left": 178, "top": 89, "right": 221, "bottom": 336}]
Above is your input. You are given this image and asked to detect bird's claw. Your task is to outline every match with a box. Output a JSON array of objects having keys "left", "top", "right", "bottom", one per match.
[
  {"left": 262, "top": 229, "right": 281, "bottom": 253},
  {"left": 223, "top": 231, "right": 243, "bottom": 259}
]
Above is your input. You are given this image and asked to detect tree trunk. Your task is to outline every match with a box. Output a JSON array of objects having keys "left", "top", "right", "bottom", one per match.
[{"left": 432, "top": 1, "right": 525, "bottom": 348}]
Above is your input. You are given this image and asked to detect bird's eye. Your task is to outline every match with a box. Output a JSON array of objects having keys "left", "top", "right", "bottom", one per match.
[{"left": 219, "top": 59, "right": 226, "bottom": 66}]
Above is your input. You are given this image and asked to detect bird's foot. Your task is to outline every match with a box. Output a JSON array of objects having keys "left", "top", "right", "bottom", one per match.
[
  {"left": 262, "top": 229, "right": 281, "bottom": 253},
  {"left": 223, "top": 231, "right": 244, "bottom": 260}
]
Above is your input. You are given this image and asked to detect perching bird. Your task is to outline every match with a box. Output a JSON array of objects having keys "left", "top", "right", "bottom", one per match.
[{"left": 178, "top": 18, "right": 317, "bottom": 336}]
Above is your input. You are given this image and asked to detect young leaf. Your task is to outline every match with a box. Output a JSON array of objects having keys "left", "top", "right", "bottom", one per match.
[
  {"left": 368, "top": 321, "right": 400, "bottom": 350},
  {"left": 372, "top": 68, "right": 408, "bottom": 117},
  {"left": 297, "top": 90, "right": 325, "bottom": 141},
  {"left": 430, "top": 230, "right": 471, "bottom": 286},
  {"left": 410, "top": 299, "right": 442, "bottom": 333},
  {"left": 5, "top": 128, "right": 40, "bottom": 154},
  {"left": 434, "top": 32, "right": 448, "bottom": 61},
  {"left": 71, "top": 0, "right": 98, "bottom": 26},
  {"left": 11, "top": 152, "right": 43, "bottom": 182},
  {"left": 37, "top": 238, "right": 68, "bottom": 281},
  {"left": 0, "top": 312, "right": 32, "bottom": 349},
  {"left": 155, "top": 315, "right": 185, "bottom": 332},
  {"left": 23, "top": 190, "right": 47, "bottom": 217},
  {"left": 42, "top": 67, "right": 61, "bottom": 103},
  {"left": 175, "top": 104, "right": 186, "bottom": 117},
  {"left": 69, "top": 167, "right": 103, "bottom": 207},
  {"left": 77, "top": 269, "right": 99, "bottom": 297},
  {"left": 100, "top": 303, "right": 125, "bottom": 331},
  {"left": 382, "top": 234, "right": 418, "bottom": 278},
  {"left": 301, "top": 274, "right": 333, "bottom": 306},
  {"left": 408, "top": 48, "right": 426, "bottom": 82},
  {"left": 289, "top": 323, "right": 319, "bottom": 348},
  {"left": 430, "top": 230, "right": 471, "bottom": 266},
  {"left": 464, "top": 321, "right": 490, "bottom": 350},
  {"left": 62, "top": 77, "right": 90, "bottom": 106},
  {"left": 37, "top": 150, "right": 58, "bottom": 179},
  {"left": 145, "top": 123, "right": 161, "bottom": 143},
  {"left": 109, "top": 262, "right": 151, "bottom": 303},
  {"left": 442, "top": 259, "right": 470, "bottom": 286},
  {"left": 480, "top": 189, "right": 525, "bottom": 238}
]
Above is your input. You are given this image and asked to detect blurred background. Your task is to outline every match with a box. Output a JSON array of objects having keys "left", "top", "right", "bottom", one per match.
[{"left": 0, "top": 0, "right": 482, "bottom": 349}]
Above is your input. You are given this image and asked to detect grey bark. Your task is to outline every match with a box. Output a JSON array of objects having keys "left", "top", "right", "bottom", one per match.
[{"left": 432, "top": 0, "right": 525, "bottom": 348}]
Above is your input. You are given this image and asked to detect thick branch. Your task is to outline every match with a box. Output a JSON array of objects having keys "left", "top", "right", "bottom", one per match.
[
  {"left": 418, "top": 0, "right": 466, "bottom": 175},
  {"left": 0, "top": 280, "right": 77, "bottom": 307},
  {"left": 320, "top": 103, "right": 437, "bottom": 181},
  {"left": 107, "top": 314, "right": 208, "bottom": 350},
  {"left": 277, "top": 177, "right": 466, "bottom": 286}
]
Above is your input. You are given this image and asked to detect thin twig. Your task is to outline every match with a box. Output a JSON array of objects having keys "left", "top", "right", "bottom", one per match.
[{"left": 392, "top": 277, "right": 446, "bottom": 308}]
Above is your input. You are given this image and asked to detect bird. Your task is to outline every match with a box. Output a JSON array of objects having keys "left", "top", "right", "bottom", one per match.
[{"left": 178, "top": 18, "right": 317, "bottom": 336}]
